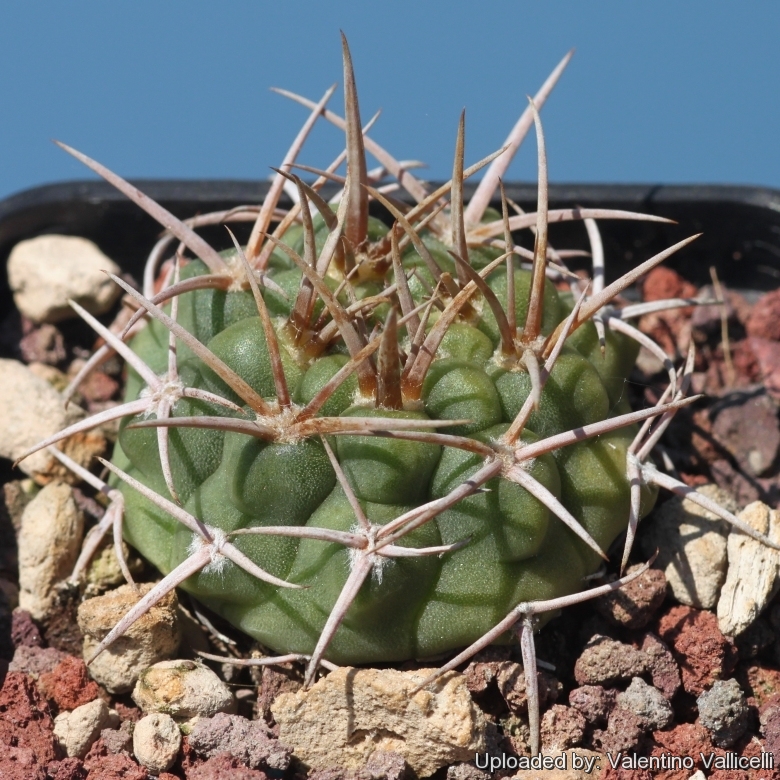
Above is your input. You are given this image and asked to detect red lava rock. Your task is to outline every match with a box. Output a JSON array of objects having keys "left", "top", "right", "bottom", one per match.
[
  {"left": 47, "top": 756, "right": 87, "bottom": 780},
  {"left": 9, "top": 644, "right": 67, "bottom": 678},
  {"left": 591, "top": 707, "right": 646, "bottom": 754},
  {"left": 656, "top": 606, "right": 738, "bottom": 695},
  {"left": 540, "top": 704, "right": 586, "bottom": 750},
  {"left": 82, "top": 738, "right": 147, "bottom": 780},
  {"left": 640, "top": 633, "right": 682, "bottom": 700},
  {"left": 739, "top": 736, "right": 780, "bottom": 780},
  {"left": 642, "top": 266, "right": 698, "bottom": 303},
  {"left": 464, "top": 660, "right": 503, "bottom": 696},
  {"left": 11, "top": 608, "right": 43, "bottom": 648},
  {"left": 0, "top": 671, "right": 57, "bottom": 769},
  {"left": 568, "top": 685, "right": 616, "bottom": 726},
  {"left": 460, "top": 648, "right": 514, "bottom": 716},
  {"left": 594, "top": 565, "right": 667, "bottom": 629},
  {"left": 746, "top": 288, "right": 780, "bottom": 341},
  {"left": 706, "top": 769, "right": 750, "bottom": 780},
  {"left": 0, "top": 744, "right": 48, "bottom": 780},
  {"left": 709, "top": 387, "right": 780, "bottom": 477},
  {"left": 38, "top": 656, "right": 102, "bottom": 712},
  {"left": 573, "top": 635, "right": 650, "bottom": 687},
  {"left": 651, "top": 722, "right": 722, "bottom": 780},
  {"left": 19, "top": 320, "right": 66, "bottom": 365},
  {"left": 174, "top": 735, "right": 200, "bottom": 777},
  {"left": 184, "top": 752, "right": 271, "bottom": 780},
  {"left": 77, "top": 370, "right": 120, "bottom": 404},
  {"left": 748, "top": 337, "right": 780, "bottom": 402},
  {"left": 638, "top": 267, "right": 698, "bottom": 355}
]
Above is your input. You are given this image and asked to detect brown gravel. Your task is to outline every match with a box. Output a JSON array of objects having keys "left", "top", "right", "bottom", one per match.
[
  {"left": 640, "top": 632, "right": 682, "bottom": 700},
  {"left": 573, "top": 636, "right": 650, "bottom": 686},
  {"left": 594, "top": 565, "right": 667, "bottom": 629}
]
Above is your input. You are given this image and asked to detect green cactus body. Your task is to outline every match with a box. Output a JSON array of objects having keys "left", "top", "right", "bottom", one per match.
[{"left": 113, "top": 244, "right": 655, "bottom": 664}]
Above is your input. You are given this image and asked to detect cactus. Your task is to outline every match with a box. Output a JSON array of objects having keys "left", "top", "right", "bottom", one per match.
[{"left": 17, "top": 36, "right": 780, "bottom": 755}]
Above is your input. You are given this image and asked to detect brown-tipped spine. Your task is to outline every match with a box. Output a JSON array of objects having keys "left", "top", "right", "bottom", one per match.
[
  {"left": 376, "top": 308, "right": 403, "bottom": 410},
  {"left": 341, "top": 33, "right": 369, "bottom": 249}
]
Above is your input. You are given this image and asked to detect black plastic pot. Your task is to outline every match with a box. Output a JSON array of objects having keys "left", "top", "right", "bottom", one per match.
[{"left": 2, "top": 180, "right": 780, "bottom": 310}]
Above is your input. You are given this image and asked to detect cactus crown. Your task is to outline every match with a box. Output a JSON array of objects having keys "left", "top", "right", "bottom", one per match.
[{"left": 17, "top": 36, "right": 780, "bottom": 755}]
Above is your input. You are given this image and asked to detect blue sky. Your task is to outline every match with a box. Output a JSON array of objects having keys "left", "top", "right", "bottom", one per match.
[{"left": 1, "top": 2, "right": 779, "bottom": 200}]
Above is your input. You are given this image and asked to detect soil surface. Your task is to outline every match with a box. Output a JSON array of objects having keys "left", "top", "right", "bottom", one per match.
[{"left": 2, "top": 260, "right": 780, "bottom": 779}]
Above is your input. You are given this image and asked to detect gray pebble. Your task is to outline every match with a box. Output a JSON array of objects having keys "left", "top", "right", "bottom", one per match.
[
  {"left": 697, "top": 678, "right": 748, "bottom": 747},
  {"left": 616, "top": 677, "right": 673, "bottom": 730},
  {"left": 188, "top": 711, "right": 291, "bottom": 771}
]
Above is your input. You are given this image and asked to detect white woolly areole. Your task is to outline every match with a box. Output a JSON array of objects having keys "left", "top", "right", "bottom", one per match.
[
  {"left": 348, "top": 523, "right": 387, "bottom": 584},
  {"left": 139, "top": 376, "right": 185, "bottom": 417},
  {"left": 187, "top": 526, "right": 229, "bottom": 575}
]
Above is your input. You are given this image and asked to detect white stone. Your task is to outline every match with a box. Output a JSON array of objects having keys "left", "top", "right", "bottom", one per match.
[
  {"left": 53, "top": 698, "right": 118, "bottom": 758},
  {"left": 78, "top": 583, "right": 181, "bottom": 694},
  {"left": 0, "top": 358, "right": 104, "bottom": 481},
  {"left": 133, "top": 712, "right": 182, "bottom": 774},
  {"left": 132, "top": 659, "right": 236, "bottom": 723},
  {"left": 18, "top": 481, "right": 83, "bottom": 620},
  {"left": 717, "top": 501, "right": 780, "bottom": 637},
  {"left": 639, "top": 483, "right": 733, "bottom": 609},
  {"left": 271, "top": 667, "right": 487, "bottom": 778},
  {"left": 8, "top": 234, "right": 121, "bottom": 323}
]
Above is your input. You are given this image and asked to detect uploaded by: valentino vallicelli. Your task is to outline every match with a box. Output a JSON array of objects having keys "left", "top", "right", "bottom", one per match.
[{"left": 474, "top": 749, "right": 775, "bottom": 774}]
